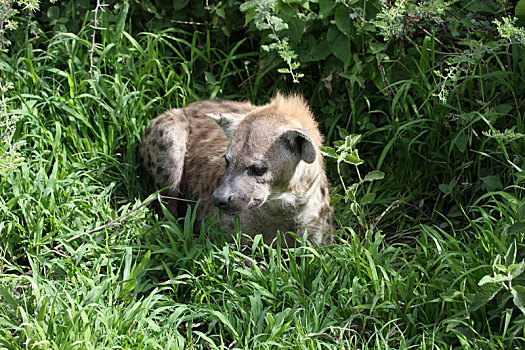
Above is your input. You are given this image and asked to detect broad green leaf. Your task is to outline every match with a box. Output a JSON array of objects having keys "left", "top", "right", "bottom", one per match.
[
  {"left": 328, "top": 26, "right": 351, "bottom": 69},
  {"left": 495, "top": 104, "right": 513, "bottom": 115},
  {"left": 342, "top": 149, "right": 363, "bottom": 165},
  {"left": 508, "top": 222, "right": 525, "bottom": 235},
  {"left": 345, "top": 183, "right": 358, "bottom": 202},
  {"left": 454, "top": 131, "right": 468, "bottom": 152},
  {"left": 286, "top": 17, "right": 305, "bottom": 44},
  {"left": 361, "top": 192, "right": 376, "bottom": 204},
  {"left": 495, "top": 264, "right": 508, "bottom": 273},
  {"left": 335, "top": 4, "right": 355, "bottom": 38},
  {"left": 47, "top": 6, "right": 60, "bottom": 19},
  {"left": 438, "top": 184, "right": 450, "bottom": 194},
  {"left": 0, "top": 285, "right": 17, "bottom": 311},
  {"left": 509, "top": 261, "right": 525, "bottom": 279},
  {"left": 511, "top": 285, "right": 525, "bottom": 315},
  {"left": 469, "top": 283, "right": 503, "bottom": 312},
  {"left": 516, "top": 0, "right": 525, "bottom": 26},
  {"left": 478, "top": 273, "right": 510, "bottom": 285},
  {"left": 173, "top": 0, "right": 190, "bottom": 11},
  {"left": 320, "top": 146, "right": 337, "bottom": 159},
  {"left": 368, "top": 42, "right": 388, "bottom": 54},
  {"left": 344, "top": 134, "right": 361, "bottom": 149},
  {"left": 364, "top": 170, "right": 385, "bottom": 182},
  {"left": 482, "top": 175, "right": 502, "bottom": 191},
  {"left": 350, "top": 202, "right": 359, "bottom": 215},
  {"left": 337, "top": 126, "right": 349, "bottom": 139},
  {"left": 319, "top": 0, "right": 335, "bottom": 18},
  {"left": 505, "top": 239, "right": 517, "bottom": 266}
]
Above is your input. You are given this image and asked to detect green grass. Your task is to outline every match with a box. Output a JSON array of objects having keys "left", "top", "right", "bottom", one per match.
[{"left": 1, "top": 3, "right": 524, "bottom": 349}]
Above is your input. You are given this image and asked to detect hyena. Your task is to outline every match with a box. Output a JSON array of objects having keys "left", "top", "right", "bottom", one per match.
[{"left": 140, "top": 93, "right": 333, "bottom": 246}]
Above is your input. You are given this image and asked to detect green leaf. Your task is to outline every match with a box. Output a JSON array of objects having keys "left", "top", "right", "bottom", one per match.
[
  {"left": 438, "top": 184, "right": 450, "bottom": 194},
  {"left": 516, "top": 0, "right": 525, "bottom": 26},
  {"left": 364, "top": 170, "right": 385, "bottom": 182},
  {"left": 0, "top": 285, "right": 17, "bottom": 311},
  {"left": 337, "top": 126, "right": 349, "bottom": 139},
  {"left": 345, "top": 183, "right": 358, "bottom": 202},
  {"left": 478, "top": 274, "right": 510, "bottom": 285},
  {"left": 342, "top": 149, "right": 363, "bottom": 165},
  {"left": 286, "top": 17, "right": 305, "bottom": 44},
  {"left": 320, "top": 146, "right": 337, "bottom": 159},
  {"left": 119, "top": 250, "right": 151, "bottom": 298},
  {"left": 509, "top": 261, "right": 525, "bottom": 279},
  {"left": 511, "top": 285, "right": 525, "bottom": 315},
  {"left": 505, "top": 240, "right": 517, "bottom": 266},
  {"left": 113, "top": 1, "right": 130, "bottom": 42},
  {"left": 508, "top": 222, "right": 525, "bottom": 235},
  {"left": 47, "top": 6, "right": 60, "bottom": 20},
  {"left": 335, "top": 5, "right": 355, "bottom": 38},
  {"left": 482, "top": 176, "right": 502, "bottom": 192},
  {"left": 344, "top": 134, "right": 361, "bottom": 149},
  {"left": 319, "top": 0, "right": 335, "bottom": 18},
  {"left": 361, "top": 192, "right": 376, "bottom": 204},
  {"left": 469, "top": 283, "right": 503, "bottom": 312},
  {"left": 67, "top": 72, "right": 75, "bottom": 99},
  {"left": 328, "top": 26, "right": 351, "bottom": 69},
  {"left": 368, "top": 42, "right": 387, "bottom": 54},
  {"left": 495, "top": 104, "right": 514, "bottom": 115},
  {"left": 209, "top": 310, "right": 239, "bottom": 339},
  {"left": 453, "top": 131, "right": 468, "bottom": 152},
  {"left": 172, "top": 0, "right": 189, "bottom": 11},
  {"left": 350, "top": 202, "right": 359, "bottom": 215}
]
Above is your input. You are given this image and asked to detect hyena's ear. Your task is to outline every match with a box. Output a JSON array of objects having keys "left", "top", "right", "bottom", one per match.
[
  {"left": 206, "top": 112, "right": 245, "bottom": 138},
  {"left": 282, "top": 129, "right": 317, "bottom": 164}
]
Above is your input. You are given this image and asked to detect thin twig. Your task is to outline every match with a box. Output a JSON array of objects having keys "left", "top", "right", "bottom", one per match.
[
  {"left": 402, "top": 201, "right": 439, "bottom": 225},
  {"left": 160, "top": 196, "right": 197, "bottom": 203},
  {"left": 53, "top": 195, "right": 195, "bottom": 251},
  {"left": 338, "top": 0, "right": 367, "bottom": 23},
  {"left": 54, "top": 196, "right": 156, "bottom": 250},
  {"left": 171, "top": 19, "right": 207, "bottom": 26},
  {"left": 373, "top": 199, "right": 402, "bottom": 230},
  {"left": 379, "top": 63, "right": 394, "bottom": 98},
  {"left": 410, "top": 148, "right": 448, "bottom": 164},
  {"left": 406, "top": 17, "right": 448, "bottom": 51}
]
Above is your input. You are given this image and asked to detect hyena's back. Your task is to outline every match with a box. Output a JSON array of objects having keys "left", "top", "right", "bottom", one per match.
[{"left": 140, "top": 99, "right": 255, "bottom": 217}]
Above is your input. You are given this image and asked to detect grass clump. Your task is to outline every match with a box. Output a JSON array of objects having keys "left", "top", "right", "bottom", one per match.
[{"left": 0, "top": 1, "right": 524, "bottom": 349}]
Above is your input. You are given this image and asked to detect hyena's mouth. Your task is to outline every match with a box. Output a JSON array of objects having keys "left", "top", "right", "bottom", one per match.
[
  {"left": 247, "top": 197, "right": 265, "bottom": 209},
  {"left": 221, "top": 198, "right": 264, "bottom": 215}
]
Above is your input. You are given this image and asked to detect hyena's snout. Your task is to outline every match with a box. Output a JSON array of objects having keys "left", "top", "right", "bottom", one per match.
[
  {"left": 210, "top": 186, "right": 233, "bottom": 211},
  {"left": 210, "top": 172, "right": 267, "bottom": 215},
  {"left": 210, "top": 178, "right": 244, "bottom": 215}
]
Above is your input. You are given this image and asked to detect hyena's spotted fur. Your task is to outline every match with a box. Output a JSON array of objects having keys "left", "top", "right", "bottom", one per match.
[{"left": 140, "top": 94, "right": 333, "bottom": 246}]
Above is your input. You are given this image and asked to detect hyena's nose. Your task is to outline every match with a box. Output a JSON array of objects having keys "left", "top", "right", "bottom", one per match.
[{"left": 210, "top": 191, "right": 232, "bottom": 209}]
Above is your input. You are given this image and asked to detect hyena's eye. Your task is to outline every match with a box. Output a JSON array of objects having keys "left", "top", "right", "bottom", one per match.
[{"left": 247, "top": 165, "right": 267, "bottom": 177}]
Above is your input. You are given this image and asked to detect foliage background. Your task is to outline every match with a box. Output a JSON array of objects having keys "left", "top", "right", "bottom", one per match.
[{"left": 0, "top": 0, "right": 524, "bottom": 348}]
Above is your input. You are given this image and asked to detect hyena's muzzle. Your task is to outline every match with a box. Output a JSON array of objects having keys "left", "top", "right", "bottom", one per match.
[{"left": 210, "top": 168, "right": 268, "bottom": 215}]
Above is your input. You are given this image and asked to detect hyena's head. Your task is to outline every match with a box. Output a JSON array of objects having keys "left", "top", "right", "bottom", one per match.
[{"left": 207, "top": 94, "right": 322, "bottom": 215}]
